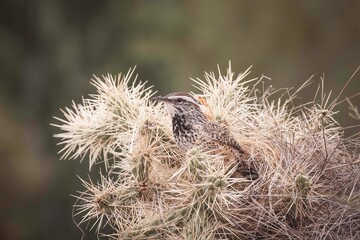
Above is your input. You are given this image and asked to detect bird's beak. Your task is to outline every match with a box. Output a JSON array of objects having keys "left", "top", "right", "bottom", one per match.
[{"left": 150, "top": 96, "right": 169, "bottom": 102}]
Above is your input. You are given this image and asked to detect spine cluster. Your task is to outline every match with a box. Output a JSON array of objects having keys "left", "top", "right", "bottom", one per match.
[{"left": 53, "top": 65, "right": 360, "bottom": 239}]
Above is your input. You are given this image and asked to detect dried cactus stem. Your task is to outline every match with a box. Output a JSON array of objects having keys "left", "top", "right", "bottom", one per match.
[
  {"left": 131, "top": 155, "right": 150, "bottom": 183},
  {"left": 295, "top": 172, "right": 310, "bottom": 198},
  {"left": 189, "top": 150, "right": 208, "bottom": 181},
  {"left": 123, "top": 204, "right": 197, "bottom": 239},
  {"left": 124, "top": 176, "right": 227, "bottom": 239},
  {"left": 286, "top": 173, "right": 311, "bottom": 229}
]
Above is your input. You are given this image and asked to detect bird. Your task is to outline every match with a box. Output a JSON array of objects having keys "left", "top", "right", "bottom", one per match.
[{"left": 150, "top": 92, "right": 247, "bottom": 167}]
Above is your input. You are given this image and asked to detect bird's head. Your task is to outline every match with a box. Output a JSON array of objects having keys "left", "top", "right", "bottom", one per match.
[{"left": 150, "top": 92, "right": 202, "bottom": 116}]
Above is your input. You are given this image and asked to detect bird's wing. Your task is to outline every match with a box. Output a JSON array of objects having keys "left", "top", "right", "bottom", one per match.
[{"left": 205, "top": 122, "right": 245, "bottom": 154}]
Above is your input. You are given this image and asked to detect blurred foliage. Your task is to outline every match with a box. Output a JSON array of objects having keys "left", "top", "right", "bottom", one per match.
[{"left": 0, "top": 0, "right": 359, "bottom": 239}]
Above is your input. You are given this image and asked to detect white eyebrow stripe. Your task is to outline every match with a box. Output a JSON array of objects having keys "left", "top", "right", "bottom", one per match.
[{"left": 167, "top": 95, "right": 197, "bottom": 104}]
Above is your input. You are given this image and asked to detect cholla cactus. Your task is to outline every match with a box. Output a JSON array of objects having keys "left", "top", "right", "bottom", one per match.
[{"left": 53, "top": 64, "right": 360, "bottom": 239}]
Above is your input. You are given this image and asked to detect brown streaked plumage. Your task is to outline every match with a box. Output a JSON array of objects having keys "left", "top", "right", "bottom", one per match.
[
  {"left": 151, "top": 92, "right": 258, "bottom": 179},
  {"left": 151, "top": 92, "right": 245, "bottom": 163}
]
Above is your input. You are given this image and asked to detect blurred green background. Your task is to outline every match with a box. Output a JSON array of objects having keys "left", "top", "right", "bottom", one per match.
[{"left": 1, "top": 1, "right": 359, "bottom": 239}]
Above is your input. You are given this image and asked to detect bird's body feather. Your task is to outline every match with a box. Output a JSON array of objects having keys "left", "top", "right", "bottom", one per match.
[
  {"left": 151, "top": 92, "right": 257, "bottom": 179},
  {"left": 152, "top": 92, "right": 244, "bottom": 161}
]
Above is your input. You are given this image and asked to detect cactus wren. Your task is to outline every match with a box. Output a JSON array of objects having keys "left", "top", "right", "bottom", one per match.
[{"left": 151, "top": 92, "right": 246, "bottom": 166}]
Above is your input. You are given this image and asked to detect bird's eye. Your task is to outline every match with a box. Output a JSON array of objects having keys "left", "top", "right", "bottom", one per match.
[{"left": 176, "top": 99, "right": 183, "bottom": 103}]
